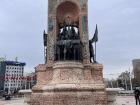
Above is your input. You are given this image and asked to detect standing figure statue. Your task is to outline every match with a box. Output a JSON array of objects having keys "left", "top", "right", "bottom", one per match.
[
  {"left": 89, "top": 39, "right": 95, "bottom": 63},
  {"left": 89, "top": 25, "right": 98, "bottom": 63},
  {"left": 43, "top": 30, "right": 48, "bottom": 63}
]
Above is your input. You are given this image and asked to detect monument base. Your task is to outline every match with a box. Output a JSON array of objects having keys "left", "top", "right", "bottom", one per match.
[{"left": 29, "top": 62, "right": 107, "bottom": 105}]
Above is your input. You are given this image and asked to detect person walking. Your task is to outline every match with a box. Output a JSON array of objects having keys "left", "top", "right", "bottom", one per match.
[{"left": 134, "top": 87, "right": 140, "bottom": 105}]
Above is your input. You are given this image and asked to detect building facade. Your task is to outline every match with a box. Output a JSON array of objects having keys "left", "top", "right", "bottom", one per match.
[
  {"left": 0, "top": 60, "right": 6, "bottom": 90},
  {"left": 22, "top": 72, "right": 36, "bottom": 90},
  {"left": 0, "top": 60, "right": 26, "bottom": 92},
  {"left": 132, "top": 59, "right": 140, "bottom": 85}
]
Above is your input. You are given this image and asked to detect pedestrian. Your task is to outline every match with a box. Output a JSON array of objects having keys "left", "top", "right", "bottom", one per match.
[{"left": 134, "top": 87, "right": 140, "bottom": 105}]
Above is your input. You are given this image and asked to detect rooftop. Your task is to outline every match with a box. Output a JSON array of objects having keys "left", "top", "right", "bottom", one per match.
[{"left": 4, "top": 61, "right": 26, "bottom": 66}]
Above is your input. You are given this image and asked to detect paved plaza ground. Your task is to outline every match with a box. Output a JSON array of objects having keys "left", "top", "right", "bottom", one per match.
[
  {"left": 0, "top": 96, "right": 136, "bottom": 105},
  {"left": 0, "top": 98, "right": 27, "bottom": 105},
  {"left": 115, "top": 96, "right": 135, "bottom": 105}
]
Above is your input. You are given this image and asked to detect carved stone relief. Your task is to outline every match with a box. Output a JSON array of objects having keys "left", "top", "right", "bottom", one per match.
[
  {"left": 48, "top": 17, "right": 54, "bottom": 32},
  {"left": 81, "top": 15, "right": 89, "bottom": 59},
  {"left": 47, "top": 32, "right": 54, "bottom": 61},
  {"left": 47, "top": 17, "right": 55, "bottom": 61},
  {"left": 49, "top": 0, "right": 57, "bottom": 12},
  {"left": 80, "top": 0, "right": 87, "bottom": 10},
  {"left": 82, "top": 16, "right": 88, "bottom": 33}
]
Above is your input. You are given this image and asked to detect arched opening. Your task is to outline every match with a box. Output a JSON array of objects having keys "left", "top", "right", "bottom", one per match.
[
  {"left": 57, "top": 1, "right": 79, "bottom": 26},
  {"left": 55, "top": 1, "right": 83, "bottom": 62}
]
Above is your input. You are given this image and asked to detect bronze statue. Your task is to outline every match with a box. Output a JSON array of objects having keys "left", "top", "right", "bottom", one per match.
[
  {"left": 43, "top": 30, "right": 47, "bottom": 46},
  {"left": 55, "top": 20, "right": 83, "bottom": 61},
  {"left": 43, "top": 30, "right": 48, "bottom": 63},
  {"left": 89, "top": 39, "right": 95, "bottom": 63}
]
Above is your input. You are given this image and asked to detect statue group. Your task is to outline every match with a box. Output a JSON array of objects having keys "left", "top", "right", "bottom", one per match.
[
  {"left": 55, "top": 17, "right": 83, "bottom": 61},
  {"left": 44, "top": 17, "right": 98, "bottom": 63}
]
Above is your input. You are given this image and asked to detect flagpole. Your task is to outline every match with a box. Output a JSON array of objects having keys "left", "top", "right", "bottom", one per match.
[{"left": 95, "top": 24, "right": 98, "bottom": 62}]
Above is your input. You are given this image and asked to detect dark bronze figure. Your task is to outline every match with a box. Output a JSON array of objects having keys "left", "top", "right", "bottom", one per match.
[
  {"left": 43, "top": 30, "right": 47, "bottom": 46},
  {"left": 89, "top": 39, "right": 95, "bottom": 63},
  {"left": 43, "top": 30, "right": 48, "bottom": 63},
  {"left": 55, "top": 20, "right": 83, "bottom": 61}
]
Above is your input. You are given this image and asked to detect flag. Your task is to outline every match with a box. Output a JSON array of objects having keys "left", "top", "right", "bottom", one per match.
[{"left": 92, "top": 24, "right": 98, "bottom": 42}]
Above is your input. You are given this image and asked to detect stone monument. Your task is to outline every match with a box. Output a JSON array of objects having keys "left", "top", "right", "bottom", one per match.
[{"left": 29, "top": 0, "right": 107, "bottom": 105}]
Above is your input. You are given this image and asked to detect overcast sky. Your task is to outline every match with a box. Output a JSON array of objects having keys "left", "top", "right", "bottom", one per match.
[{"left": 0, "top": 0, "right": 140, "bottom": 78}]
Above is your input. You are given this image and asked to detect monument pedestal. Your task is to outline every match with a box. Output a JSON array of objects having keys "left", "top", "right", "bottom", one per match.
[{"left": 29, "top": 62, "right": 107, "bottom": 105}]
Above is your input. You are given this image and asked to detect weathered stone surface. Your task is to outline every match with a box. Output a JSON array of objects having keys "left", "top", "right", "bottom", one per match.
[
  {"left": 30, "top": 91, "right": 107, "bottom": 105},
  {"left": 31, "top": 62, "right": 107, "bottom": 105}
]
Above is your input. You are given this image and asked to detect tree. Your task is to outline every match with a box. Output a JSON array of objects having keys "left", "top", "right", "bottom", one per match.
[{"left": 117, "top": 71, "right": 131, "bottom": 90}]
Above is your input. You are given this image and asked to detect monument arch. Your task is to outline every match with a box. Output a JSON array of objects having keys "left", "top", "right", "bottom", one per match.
[{"left": 55, "top": 1, "right": 83, "bottom": 62}]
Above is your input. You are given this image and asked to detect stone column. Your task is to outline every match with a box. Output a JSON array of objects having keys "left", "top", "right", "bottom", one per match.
[
  {"left": 79, "top": 14, "right": 90, "bottom": 64},
  {"left": 47, "top": 15, "right": 56, "bottom": 66}
]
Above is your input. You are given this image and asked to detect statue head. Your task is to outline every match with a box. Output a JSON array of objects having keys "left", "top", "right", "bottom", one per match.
[{"left": 65, "top": 16, "right": 72, "bottom": 26}]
